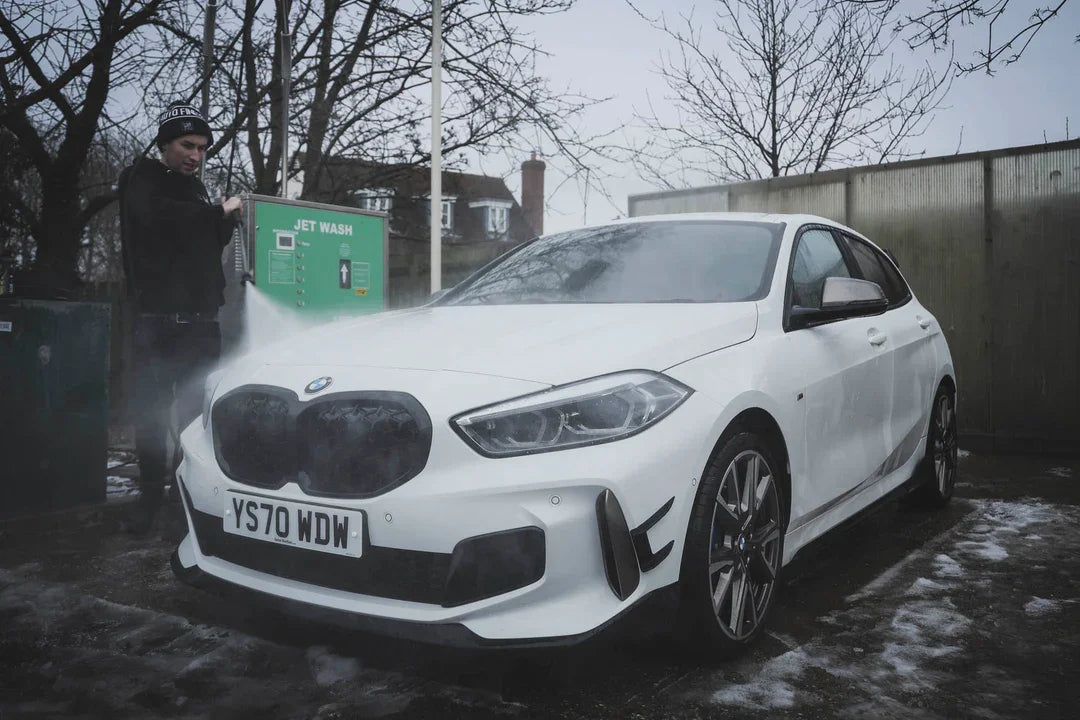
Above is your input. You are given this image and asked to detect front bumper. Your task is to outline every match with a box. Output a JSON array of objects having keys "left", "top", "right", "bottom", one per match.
[
  {"left": 170, "top": 540, "right": 681, "bottom": 649},
  {"left": 174, "top": 374, "right": 723, "bottom": 644}
]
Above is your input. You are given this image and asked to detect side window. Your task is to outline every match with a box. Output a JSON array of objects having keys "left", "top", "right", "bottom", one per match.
[
  {"left": 790, "top": 228, "right": 851, "bottom": 309},
  {"left": 843, "top": 236, "right": 910, "bottom": 305}
]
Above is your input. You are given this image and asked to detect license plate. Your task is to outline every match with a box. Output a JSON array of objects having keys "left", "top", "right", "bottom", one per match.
[{"left": 223, "top": 491, "right": 364, "bottom": 558}]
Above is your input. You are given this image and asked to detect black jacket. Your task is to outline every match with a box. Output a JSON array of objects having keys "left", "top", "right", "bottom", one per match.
[{"left": 118, "top": 157, "right": 236, "bottom": 314}]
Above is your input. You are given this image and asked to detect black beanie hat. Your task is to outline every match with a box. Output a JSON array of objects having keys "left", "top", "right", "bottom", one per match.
[{"left": 155, "top": 102, "right": 213, "bottom": 149}]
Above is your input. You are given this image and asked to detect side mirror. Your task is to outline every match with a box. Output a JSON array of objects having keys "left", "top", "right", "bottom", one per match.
[
  {"left": 821, "top": 276, "right": 887, "bottom": 308},
  {"left": 790, "top": 277, "right": 887, "bottom": 329}
]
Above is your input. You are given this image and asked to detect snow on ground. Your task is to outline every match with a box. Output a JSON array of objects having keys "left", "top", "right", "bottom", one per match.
[
  {"left": 307, "top": 646, "right": 361, "bottom": 687},
  {"left": 1023, "top": 597, "right": 1062, "bottom": 616},
  {"left": 705, "top": 499, "right": 1080, "bottom": 717},
  {"left": 711, "top": 648, "right": 810, "bottom": 710},
  {"left": 931, "top": 553, "right": 964, "bottom": 578},
  {"left": 106, "top": 450, "right": 137, "bottom": 470},
  {"left": 1046, "top": 467, "right": 1073, "bottom": 478},
  {"left": 106, "top": 475, "right": 139, "bottom": 501},
  {"left": 954, "top": 538, "right": 1009, "bottom": 561}
]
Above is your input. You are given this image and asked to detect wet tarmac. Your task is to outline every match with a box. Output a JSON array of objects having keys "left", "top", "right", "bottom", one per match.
[{"left": 1, "top": 453, "right": 1077, "bottom": 719}]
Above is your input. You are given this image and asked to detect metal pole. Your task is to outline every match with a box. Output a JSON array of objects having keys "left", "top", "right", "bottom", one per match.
[
  {"left": 280, "top": 0, "right": 292, "bottom": 198},
  {"left": 430, "top": 0, "right": 442, "bottom": 293},
  {"left": 199, "top": 0, "right": 218, "bottom": 183}
]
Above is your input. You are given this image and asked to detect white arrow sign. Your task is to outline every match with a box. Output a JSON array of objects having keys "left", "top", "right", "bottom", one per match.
[{"left": 339, "top": 259, "right": 351, "bottom": 289}]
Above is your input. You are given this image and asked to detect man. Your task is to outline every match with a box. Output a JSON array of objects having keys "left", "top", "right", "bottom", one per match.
[{"left": 118, "top": 101, "right": 242, "bottom": 534}]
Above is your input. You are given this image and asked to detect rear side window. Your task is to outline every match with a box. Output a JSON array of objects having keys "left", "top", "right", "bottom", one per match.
[
  {"left": 843, "top": 236, "right": 910, "bottom": 306},
  {"left": 790, "top": 228, "right": 851, "bottom": 309}
]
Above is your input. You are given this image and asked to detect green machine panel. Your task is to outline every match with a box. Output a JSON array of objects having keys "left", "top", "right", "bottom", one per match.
[{"left": 246, "top": 195, "right": 388, "bottom": 316}]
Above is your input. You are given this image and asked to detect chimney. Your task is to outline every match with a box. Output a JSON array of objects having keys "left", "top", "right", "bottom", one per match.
[{"left": 521, "top": 152, "right": 545, "bottom": 237}]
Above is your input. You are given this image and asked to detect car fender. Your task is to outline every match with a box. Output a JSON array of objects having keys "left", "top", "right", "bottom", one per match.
[
  {"left": 929, "top": 324, "right": 957, "bottom": 429},
  {"left": 664, "top": 344, "right": 803, "bottom": 560}
]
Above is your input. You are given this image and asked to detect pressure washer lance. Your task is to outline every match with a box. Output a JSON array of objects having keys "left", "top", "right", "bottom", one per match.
[{"left": 236, "top": 212, "right": 254, "bottom": 286}]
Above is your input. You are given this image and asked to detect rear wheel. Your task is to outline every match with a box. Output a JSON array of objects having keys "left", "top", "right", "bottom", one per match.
[
  {"left": 913, "top": 385, "right": 958, "bottom": 507},
  {"left": 678, "top": 432, "right": 785, "bottom": 656}
]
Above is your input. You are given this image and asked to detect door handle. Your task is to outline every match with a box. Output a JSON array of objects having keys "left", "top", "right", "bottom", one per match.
[
  {"left": 916, "top": 315, "right": 931, "bottom": 330},
  {"left": 868, "top": 331, "right": 887, "bottom": 347}
]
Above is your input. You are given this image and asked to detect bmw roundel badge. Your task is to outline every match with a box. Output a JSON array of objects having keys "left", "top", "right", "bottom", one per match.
[{"left": 305, "top": 376, "right": 333, "bottom": 394}]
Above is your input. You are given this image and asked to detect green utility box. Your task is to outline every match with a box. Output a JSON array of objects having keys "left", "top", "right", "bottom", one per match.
[
  {"left": 0, "top": 300, "right": 110, "bottom": 515},
  {"left": 243, "top": 195, "right": 388, "bottom": 317}
]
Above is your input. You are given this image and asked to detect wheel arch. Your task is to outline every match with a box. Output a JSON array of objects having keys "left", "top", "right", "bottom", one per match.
[
  {"left": 927, "top": 371, "right": 958, "bottom": 438},
  {"left": 707, "top": 407, "right": 792, "bottom": 529},
  {"left": 939, "top": 373, "right": 957, "bottom": 398}
]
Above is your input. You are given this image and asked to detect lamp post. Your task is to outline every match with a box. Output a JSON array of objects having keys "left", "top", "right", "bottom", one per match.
[
  {"left": 280, "top": 0, "right": 292, "bottom": 199},
  {"left": 430, "top": 0, "right": 442, "bottom": 293},
  {"left": 199, "top": 0, "right": 217, "bottom": 182}
]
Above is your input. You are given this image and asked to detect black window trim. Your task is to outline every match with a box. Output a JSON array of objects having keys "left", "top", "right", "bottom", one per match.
[
  {"left": 836, "top": 231, "right": 913, "bottom": 310},
  {"left": 782, "top": 223, "right": 861, "bottom": 333}
]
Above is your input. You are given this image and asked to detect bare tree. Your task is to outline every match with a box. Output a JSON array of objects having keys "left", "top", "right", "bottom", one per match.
[
  {"left": 0, "top": 0, "right": 194, "bottom": 294},
  {"left": 150, "top": 0, "right": 613, "bottom": 204},
  {"left": 0, "top": 126, "right": 37, "bottom": 266},
  {"left": 1, "top": 0, "right": 615, "bottom": 292},
  {"left": 78, "top": 129, "right": 147, "bottom": 287},
  {"left": 628, "top": 0, "right": 951, "bottom": 188},
  {"left": 841, "top": 0, "right": 1074, "bottom": 74}
]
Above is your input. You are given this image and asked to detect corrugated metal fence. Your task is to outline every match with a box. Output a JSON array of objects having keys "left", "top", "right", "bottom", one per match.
[{"left": 628, "top": 140, "right": 1080, "bottom": 454}]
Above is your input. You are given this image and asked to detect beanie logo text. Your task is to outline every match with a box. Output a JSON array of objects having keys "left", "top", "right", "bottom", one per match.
[{"left": 158, "top": 105, "right": 205, "bottom": 124}]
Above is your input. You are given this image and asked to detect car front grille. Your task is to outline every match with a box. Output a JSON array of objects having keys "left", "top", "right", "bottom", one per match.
[
  {"left": 212, "top": 386, "right": 432, "bottom": 498},
  {"left": 213, "top": 389, "right": 293, "bottom": 488}
]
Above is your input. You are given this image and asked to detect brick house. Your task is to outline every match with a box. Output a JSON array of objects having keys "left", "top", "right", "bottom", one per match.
[{"left": 295, "top": 154, "right": 546, "bottom": 246}]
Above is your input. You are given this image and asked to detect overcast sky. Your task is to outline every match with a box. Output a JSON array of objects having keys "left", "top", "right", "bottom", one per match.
[{"left": 493, "top": 0, "right": 1080, "bottom": 234}]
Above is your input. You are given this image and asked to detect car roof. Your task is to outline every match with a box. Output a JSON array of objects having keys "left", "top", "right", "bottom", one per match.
[{"left": 571, "top": 212, "right": 856, "bottom": 235}]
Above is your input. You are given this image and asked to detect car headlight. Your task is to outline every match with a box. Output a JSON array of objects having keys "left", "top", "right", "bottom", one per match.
[
  {"left": 452, "top": 371, "right": 692, "bottom": 457},
  {"left": 202, "top": 369, "right": 227, "bottom": 428}
]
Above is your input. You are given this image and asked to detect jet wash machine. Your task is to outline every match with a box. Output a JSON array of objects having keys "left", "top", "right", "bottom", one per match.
[{"left": 235, "top": 194, "right": 389, "bottom": 316}]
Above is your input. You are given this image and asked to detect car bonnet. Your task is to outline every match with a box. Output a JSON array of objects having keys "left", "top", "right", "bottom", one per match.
[{"left": 239, "top": 303, "right": 759, "bottom": 387}]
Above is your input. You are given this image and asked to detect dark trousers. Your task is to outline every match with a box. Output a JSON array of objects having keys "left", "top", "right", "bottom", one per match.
[{"left": 133, "top": 315, "right": 221, "bottom": 498}]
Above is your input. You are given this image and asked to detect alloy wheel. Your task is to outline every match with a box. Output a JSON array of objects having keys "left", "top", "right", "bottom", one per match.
[
  {"left": 707, "top": 449, "right": 782, "bottom": 640},
  {"left": 933, "top": 394, "right": 958, "bottom": 496}
]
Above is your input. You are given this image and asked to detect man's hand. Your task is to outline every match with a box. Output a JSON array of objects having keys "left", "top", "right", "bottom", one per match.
[{"left": 221, "top": 197, "right": 242, "bottom": 215}]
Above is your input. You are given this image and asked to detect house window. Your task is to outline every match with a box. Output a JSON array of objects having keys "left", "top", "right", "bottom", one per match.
[
  {"left": 469, "top": 199, "right": 513, "bottom": 239},
  {"left": 489, "top": 206, "right": 508, "bottom": 234},
  {"left": 441, "top": 200, "right": 453, "bottom": 230},
  {"left": 352, "top": 189, "right": 392, "bottom": 213},
  {"left": 424, "top": 198, "right": 455, "bottom": 231}
]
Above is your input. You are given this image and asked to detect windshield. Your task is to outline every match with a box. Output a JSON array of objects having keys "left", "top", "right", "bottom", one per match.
[{"left": 442, "top": 220, "right": 784, "bottom": 305}]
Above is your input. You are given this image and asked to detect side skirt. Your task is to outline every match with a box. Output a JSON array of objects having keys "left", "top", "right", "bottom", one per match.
[{"left": 783, "top": 456, "right": 928, "bottom": 572}]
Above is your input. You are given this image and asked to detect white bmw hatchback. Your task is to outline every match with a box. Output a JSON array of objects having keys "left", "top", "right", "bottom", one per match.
[{"left": 173, "top": 213, "right": 958, "bottom": 653}]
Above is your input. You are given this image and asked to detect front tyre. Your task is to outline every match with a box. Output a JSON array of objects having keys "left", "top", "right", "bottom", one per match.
[
  {"left": 913, "top": 385, "right": 959, "bottom": 507},
  {"left": 679, "top": 432, "right": 785, "bottom": 656}
]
